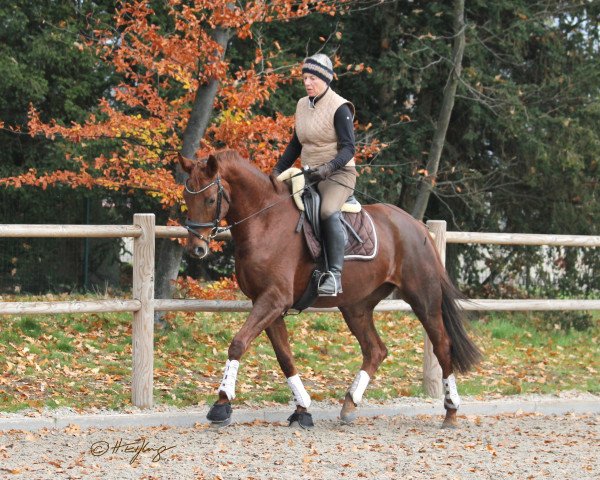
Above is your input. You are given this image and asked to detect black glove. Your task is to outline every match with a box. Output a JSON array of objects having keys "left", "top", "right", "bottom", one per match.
[{"left": 306, "top": 163, "right": 334, "bottom": 183}]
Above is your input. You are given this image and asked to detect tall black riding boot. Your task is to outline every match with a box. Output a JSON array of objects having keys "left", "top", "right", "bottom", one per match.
[{"left": 319, "top": 212, "right": 345, "bottom": 296}]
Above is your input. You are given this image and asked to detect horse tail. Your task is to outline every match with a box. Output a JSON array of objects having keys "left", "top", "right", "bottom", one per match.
[{"left": 440, "top": 273, "right": 482, "bottom": 373}]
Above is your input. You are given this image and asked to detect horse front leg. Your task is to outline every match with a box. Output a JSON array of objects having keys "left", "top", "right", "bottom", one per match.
[
  {"left": 206, "top": 295, "right": 285, "bottom": 426},
  {"left": 265, "top": 316, "right": 314, "bottom": 429}
]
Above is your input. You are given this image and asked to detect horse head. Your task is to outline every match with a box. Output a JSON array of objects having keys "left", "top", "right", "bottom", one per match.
[{"left": 179, "top": 153, "right": 231, "bottom": 259}]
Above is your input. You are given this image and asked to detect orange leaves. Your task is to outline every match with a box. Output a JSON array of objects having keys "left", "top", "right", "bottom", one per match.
[
  {"left": 0, "top": 168, "right": 38, "bottom": 189},
  {"left": 1, "top": 0, "right": 362, "bottom": 208},
  {"left": 204, "top": 109, "right": 295, "bottom": 173},
  {"left": 204, "top": 0, "right": 351, "bottom": 37},
  {"left": 174, "top": 276, "right": 239, "bottom": 301},
  {"left": 0, "top": 167, "right": 95, "bottom": 191},
  {"left": 346, "top": 62, "right": 369, "bottom": 73},
  {"left": 354, "top": 137, "right": 384, "bottom": 168},
  {"left": 219, "top": 68, "right": 283, "bottom": 111}
]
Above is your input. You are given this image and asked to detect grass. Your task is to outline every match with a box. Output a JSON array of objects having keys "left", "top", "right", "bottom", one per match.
[{"left": 0, "top": 301, "right": 598, "bottom": 412}]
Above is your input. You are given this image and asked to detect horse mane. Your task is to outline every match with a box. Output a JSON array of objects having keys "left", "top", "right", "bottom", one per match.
[
  {"left": 212, "top": 148, "right": 245, "bottom": 164},
  {"left": 207, "top": 148, "right": 288, "bottom": 196}
]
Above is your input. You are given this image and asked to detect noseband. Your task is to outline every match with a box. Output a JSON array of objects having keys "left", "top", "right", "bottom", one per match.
[{"left": 184, "top": 175, "right": 230, "bottom": 242}]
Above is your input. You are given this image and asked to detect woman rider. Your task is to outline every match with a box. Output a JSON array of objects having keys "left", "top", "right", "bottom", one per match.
[{"left": 272, "top": 53, "right": 357, "bottom": 296}]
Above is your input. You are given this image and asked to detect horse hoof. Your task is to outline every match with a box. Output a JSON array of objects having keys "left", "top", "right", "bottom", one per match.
[
  {"left": 210, "top": 416, "right": 233, "bottom": 428},
  {"left": 441, "top": 420, "right": 458, "bottom": 429},
  {"left": 340, "top": 394, "right": 358, "bottom": 424},
  {"left": 340, "top": 411, "right": 357, "bottom": 424},
  {"left": 442, "top": 409, "right": 459, "bottom": 429},
  {"left": 287, "top": 411, "right": 314, "bottom": 430},
  {"left": 207, "top": 402, "right": 232, "bottom": 426}
]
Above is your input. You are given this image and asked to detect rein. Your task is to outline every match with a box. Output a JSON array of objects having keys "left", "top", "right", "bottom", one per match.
[
  {"left": 184, "top": 167, "right": 408, "bottom": 242},
  {"left": 184, "top": 170, "right": 309, "bottom": 241}
]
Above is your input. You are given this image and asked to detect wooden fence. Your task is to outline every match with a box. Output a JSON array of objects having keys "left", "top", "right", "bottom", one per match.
[{"left": 1, "top": 214, "right": 599, "bottom": 407}]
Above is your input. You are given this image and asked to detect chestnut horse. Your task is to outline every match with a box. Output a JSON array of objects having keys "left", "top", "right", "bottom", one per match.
[{"left": 179, "top": 149, "right": 481, "bottom": 428}]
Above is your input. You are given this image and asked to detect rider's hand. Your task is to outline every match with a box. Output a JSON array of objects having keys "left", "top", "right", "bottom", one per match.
[{"left": 307, "top": 163, "right": 333, "bottom": 183}]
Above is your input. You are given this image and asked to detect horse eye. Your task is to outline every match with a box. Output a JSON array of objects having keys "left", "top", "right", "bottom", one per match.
[{"left": 206, "top": 197, "right": 216, "bottom": 206}]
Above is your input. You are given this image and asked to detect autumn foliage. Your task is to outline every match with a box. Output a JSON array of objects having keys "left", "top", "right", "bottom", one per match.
[
  {"left": 0, "top": 0, "right": 379, "bottom": 213},
  {"left": 174, "top": 276, "right": 240, "bottom": 301}
]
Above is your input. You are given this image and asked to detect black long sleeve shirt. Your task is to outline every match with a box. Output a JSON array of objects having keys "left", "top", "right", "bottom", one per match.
[{"left": 274, "top": 98, "right": 355, "bottom": 174}]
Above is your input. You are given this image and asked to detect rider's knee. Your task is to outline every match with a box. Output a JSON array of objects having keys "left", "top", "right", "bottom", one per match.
[{"left": 320, "top": 206, "right": 339, "bottom": 220}]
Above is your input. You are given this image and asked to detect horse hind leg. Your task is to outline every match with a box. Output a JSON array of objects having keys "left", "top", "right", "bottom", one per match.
[
  {"left": 339, "top": 304, "right": 388, "bottom": 424},
  {"left": 403, "top": 279, "right": 477, "bottom": 429},
  {"left": 420, "top": 310, "right": 462, "bottom": 429}
]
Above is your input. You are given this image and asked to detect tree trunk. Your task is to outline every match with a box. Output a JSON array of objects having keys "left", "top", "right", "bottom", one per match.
[
  {"left": 377, "top": 4, "right": 399, "bottom": 124},
  {"left": 154, "top": 26, "right": 232, "bottom": 323},
  {"left": 411, "top": 0, "right": 465, "bottom": 221}
]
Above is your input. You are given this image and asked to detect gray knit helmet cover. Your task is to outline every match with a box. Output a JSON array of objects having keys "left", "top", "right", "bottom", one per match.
[{"left": 302, "top": 53, "right": 334, "bottom": 85}]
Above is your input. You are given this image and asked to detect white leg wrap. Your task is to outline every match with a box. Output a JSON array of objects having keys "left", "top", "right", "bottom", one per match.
[
  {"left": 286, "top": 374, "right": 311, "bottom": 409},
  {"left": 217, "top": 359, "right": 239, "bottom": 401},
  {"left": 443, "top": 374, "right": 461, "bottom": 409},
  {"left": 348, "top": 370, "right": 370, "bottom": 405}
]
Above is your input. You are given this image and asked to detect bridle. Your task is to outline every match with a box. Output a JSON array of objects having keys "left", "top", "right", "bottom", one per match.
[
  {"left": 183, "top": 168, "right": 333, "bottom": 244},
  {"left": 184, "top": 175, "right": 231, "bottom": 242}
]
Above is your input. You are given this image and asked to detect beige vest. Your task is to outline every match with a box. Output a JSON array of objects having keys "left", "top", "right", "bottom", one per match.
[{"left": 295, "top": 88, "right": 355, "bottom": 168}]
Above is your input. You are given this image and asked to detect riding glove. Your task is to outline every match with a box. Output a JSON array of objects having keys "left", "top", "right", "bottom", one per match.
[{"left": 307, "top": 163, "right": 334, "bottom": 183}]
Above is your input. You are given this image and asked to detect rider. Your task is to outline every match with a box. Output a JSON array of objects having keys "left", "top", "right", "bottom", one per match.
[{"left": 272, "top": 53, "right": 357, "bottom": 296}]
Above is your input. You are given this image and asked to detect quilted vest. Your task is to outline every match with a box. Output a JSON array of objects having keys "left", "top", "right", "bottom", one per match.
[{"left": 295, "top": 88, "right": 355, "bottom": 168}]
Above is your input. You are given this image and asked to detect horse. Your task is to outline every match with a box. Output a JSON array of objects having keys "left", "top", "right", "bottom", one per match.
[{"left": 178, "top": 149, "right": 482, "bottom": 429}]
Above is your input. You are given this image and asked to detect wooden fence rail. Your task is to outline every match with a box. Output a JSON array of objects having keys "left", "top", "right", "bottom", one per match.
[{"left": 1, "top": 214, "right": 599, "bottom": 407}]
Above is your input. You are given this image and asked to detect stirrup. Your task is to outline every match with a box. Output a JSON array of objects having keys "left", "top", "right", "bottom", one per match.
[{"left": 317, "top": 271, "right": 342, "bottom": 296}]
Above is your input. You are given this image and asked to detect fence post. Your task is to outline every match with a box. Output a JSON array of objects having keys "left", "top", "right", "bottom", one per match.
[
  {"left": 423, "top": 220, "right": 445, "bottom": 398},
  {"left": 132, "top": 213, "right": 155, "bottom": 408}
]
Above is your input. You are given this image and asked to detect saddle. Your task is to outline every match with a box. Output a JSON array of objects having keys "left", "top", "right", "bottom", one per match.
[
  {"left": 277, "top": 168, "right": 378, "bottom": 262},
  {"left": 277, "top": 168, "right": 379, "bottom": 313}
]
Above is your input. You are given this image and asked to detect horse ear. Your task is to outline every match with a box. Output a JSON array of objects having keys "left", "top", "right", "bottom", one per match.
[
  {"left": 206, "top": 154, "right": 219, "bottom": 177},
  {"left": 178, "top": 153, "right": 195, "bottom": 174}
]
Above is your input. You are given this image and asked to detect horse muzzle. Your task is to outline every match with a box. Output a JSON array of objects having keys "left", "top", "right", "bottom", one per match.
[
  {"left": 188, "top": 241, "right": 210, "bottom": 259},
  {"left": 184, "top": 229, "right": 210, "bottom": 259},
  {"left": 184, "top": 221, "right": 213, "bottom": 259}
]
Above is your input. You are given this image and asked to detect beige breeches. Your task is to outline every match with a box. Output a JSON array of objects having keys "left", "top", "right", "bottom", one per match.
[{"left": 317, "top": 166, "right": 357, "bottom": 219}]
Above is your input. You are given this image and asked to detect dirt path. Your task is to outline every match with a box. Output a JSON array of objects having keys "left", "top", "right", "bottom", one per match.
[{"left": 1, "top": 409, "right": 598, "bottom": 479}]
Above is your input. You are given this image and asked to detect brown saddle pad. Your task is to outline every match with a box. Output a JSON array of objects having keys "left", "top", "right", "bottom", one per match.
[{"left": 302, "top": 210, "right": 378, "bottom": 262}]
